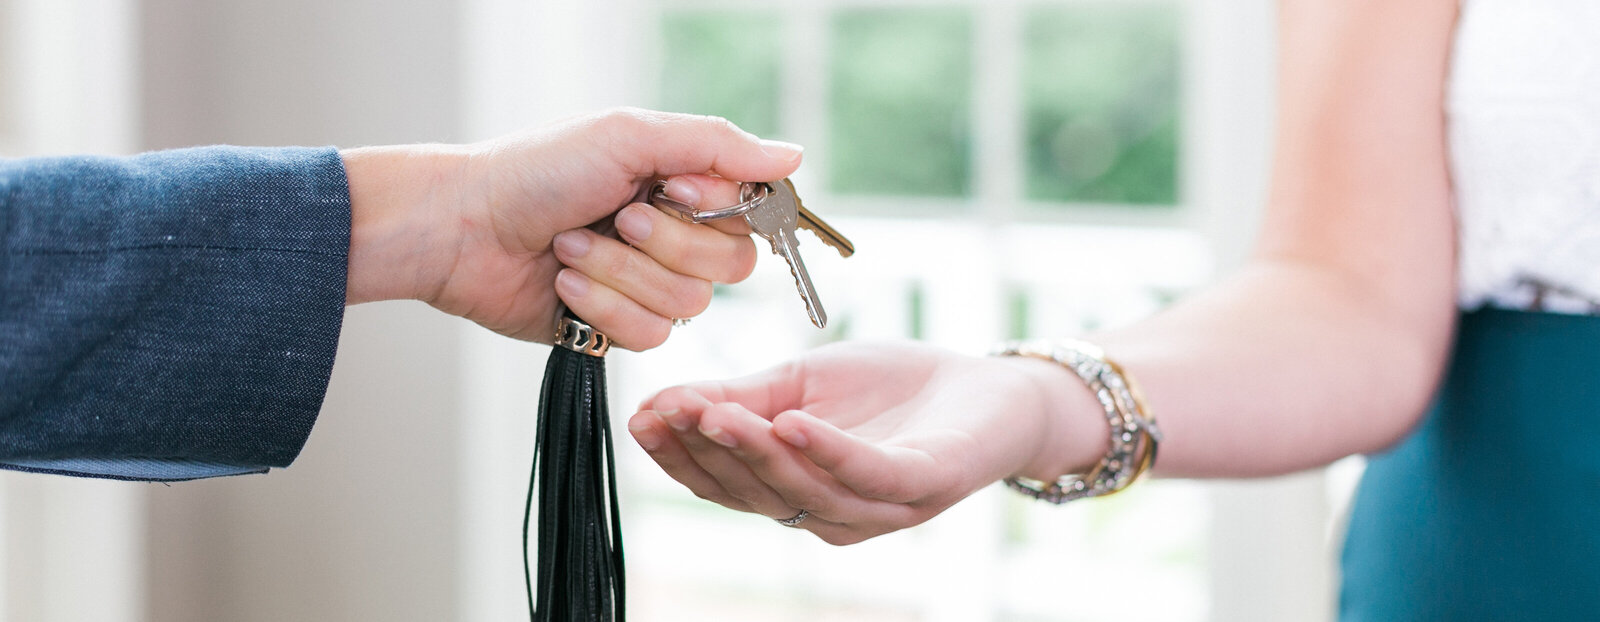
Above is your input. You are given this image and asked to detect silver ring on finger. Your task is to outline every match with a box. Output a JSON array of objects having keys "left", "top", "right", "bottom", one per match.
[{"left": 774, "top": 509, "right": 809, "bottom": 527}]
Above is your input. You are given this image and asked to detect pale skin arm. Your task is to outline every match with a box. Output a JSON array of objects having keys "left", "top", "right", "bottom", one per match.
[
  {"left": 627, "top": 0, "right": 1461, "bottom": 544},
  {"left": 340, "top": 108, "right": 796, "bottom": 350}
]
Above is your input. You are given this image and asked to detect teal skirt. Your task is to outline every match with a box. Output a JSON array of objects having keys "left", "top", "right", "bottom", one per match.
[{"left": 1341, "top": 308, "right": 1600, "bottom": 620}]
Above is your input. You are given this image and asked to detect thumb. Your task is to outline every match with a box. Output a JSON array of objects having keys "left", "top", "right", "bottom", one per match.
[{"left": 599, "top": 108, "right": 804, "bottom": 182}]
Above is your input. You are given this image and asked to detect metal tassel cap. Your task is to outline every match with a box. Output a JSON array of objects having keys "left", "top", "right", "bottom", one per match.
[{"left": 554, "top": 315, "right": 610, "bottom": 357}]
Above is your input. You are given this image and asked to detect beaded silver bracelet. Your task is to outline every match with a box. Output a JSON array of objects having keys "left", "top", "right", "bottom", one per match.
[{"left": 994, "top": 339, "right": 1162, "bottom": 504}]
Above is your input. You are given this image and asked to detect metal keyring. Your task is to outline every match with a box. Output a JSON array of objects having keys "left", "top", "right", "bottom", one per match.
[{"left": 649, "top": 180, "right": 770, "bottom": 223}]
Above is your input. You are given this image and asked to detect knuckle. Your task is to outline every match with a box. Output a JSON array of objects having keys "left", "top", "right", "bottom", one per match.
[
  {"left": 672, "top": 278, "right": 715, "bottom": 317},
  {"left": 701, "top": 401, "right": 744, "bottom": 421},
  {"left": 656, "top": 386, "right": 701, "bottom": 408},
  {"left": 697, "top": 403, "right": 745, "bottom": 435},
  {"left": 685, "top": 487, "right": 748, "bottom": 512},
  {"left": 911, "top": 506, "right": 944, "bottom": 527},
  {"left": 721, "top": 482, "right": 764, "bottom": 506},
  {"left": 724, "top": 239, "right": 759, "bottom": 283},
  {"left": 592, "top": 107, "right": 630, "bottom": 131},
  {"left": 594, "top": 106, "right": 658, "bottom": 138},
  {"left": 600, "top": 241, "right": 639, "bottom": 277},
  {"left": 690, "top": 488, "right": 732, "bottom": 507},
  {"left": 593, "top": 310, "right": 644, "bottom": 352},
  {"left": 629, "top": 319, "right": 671, "bottom": 351},
  {"left": 854, "top": 475, "right": 903, "bottom": 502},
  {"left": 599, "top": 105, "right": 645, "bottom": 124},
  {"left": 590, "top": 296, "right": 626, "bottom": 328},
  {"left": 739, "top": 447, "right": 781, "bottom": 473},
  {"left": 783, "top": 490, "right": 835, "bottom": 517},
  {"left": 651, "top": 384, "right": 709, "bottom": 413},
  {"left": 819, "top": 531, "right": 867, "bottom": 547},
  {"left": 698, "top": 114, "right": 741, "bottom": 135}
]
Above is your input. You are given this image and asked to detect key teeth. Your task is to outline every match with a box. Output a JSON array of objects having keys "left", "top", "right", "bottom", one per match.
[
  {"left": 794, "top": 213, "right": 855, "bottom": 258},
  {"left": 765, "top": 178, "right": 836, "bottom": 328},
  {"left": 785, "top": 262, "right": 823, "bottom": 328},
  {"left": 819, "top": 236, "right": 854, "bottom": 258}
]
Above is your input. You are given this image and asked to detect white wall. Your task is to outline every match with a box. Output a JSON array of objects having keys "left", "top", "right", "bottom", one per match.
[
  {"left": 136, "top": 2, "right": 471, "bottom": 621},
  {"left": 1, "top": 2, "right": 143, "bottom": 621}
]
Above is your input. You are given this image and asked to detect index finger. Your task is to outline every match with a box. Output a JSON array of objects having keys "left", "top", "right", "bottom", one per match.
[
  {"left": 599, "top": 108, "right": 804, "bottom": 186},
  {"left": 639, "top": 359, "right": 808, "bottom": 421}
]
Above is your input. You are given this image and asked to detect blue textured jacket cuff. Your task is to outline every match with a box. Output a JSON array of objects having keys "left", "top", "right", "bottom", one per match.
[{"left": 0, "top": 146, "right": 351, "bottom": 481}]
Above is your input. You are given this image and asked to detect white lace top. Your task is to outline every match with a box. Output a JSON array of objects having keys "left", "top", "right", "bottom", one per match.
[{"left": 1450, "top": 0, "right": 1600, "bottom": 313}]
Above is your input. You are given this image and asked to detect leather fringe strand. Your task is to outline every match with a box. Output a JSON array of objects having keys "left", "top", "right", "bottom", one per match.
[{"left": 526, "top": 321, "right": 625, "bottom": 621}]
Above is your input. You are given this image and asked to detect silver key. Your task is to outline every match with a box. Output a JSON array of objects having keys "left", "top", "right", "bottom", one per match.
[
  {"left": 747, "top": 179, "right": 828, "bottom": 328},
  {"left": 796, "top": 195, "right": 854, "bottom": 257}
]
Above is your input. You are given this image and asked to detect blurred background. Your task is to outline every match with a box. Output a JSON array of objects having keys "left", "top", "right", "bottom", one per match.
[{"left": 0, "top": 0, "right": 1362, "bottom": 620}]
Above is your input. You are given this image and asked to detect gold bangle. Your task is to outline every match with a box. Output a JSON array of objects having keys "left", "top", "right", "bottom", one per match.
[{"left": 993, "top": 339, "right": 1162, "bottom": 504}]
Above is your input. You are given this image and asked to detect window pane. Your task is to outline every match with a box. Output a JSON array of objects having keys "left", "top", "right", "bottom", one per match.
[
  {"left": 1025, "top": 3, "right": 1181, "bottom": 206},
  {"left": 659, "top": 10, "right": 782, "bottom": 137},
  {"left": 830, "top": 8, "right": 972, "bottom": 197}
]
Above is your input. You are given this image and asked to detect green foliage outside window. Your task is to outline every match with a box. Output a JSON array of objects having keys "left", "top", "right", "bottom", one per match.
[
  {"left": 659, "top": 11, "right": 782, "bottom": 137},
  {"left": 830, "top": 8, "right": 973, "bottom": 198},
  {"left": 659, "top": 3, "right": 1183, "bottom": 208},
  {"left": 1025, "top": 4, "right": 1181, "bottom": 206}
]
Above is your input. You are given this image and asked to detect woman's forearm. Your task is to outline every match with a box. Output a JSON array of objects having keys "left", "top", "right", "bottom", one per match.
[
  {"left": 1027, "top": 0, "right": 1461, "bottom": 480},
  {"left": 1092, "top": 260, "right": 1454, "bottom": 478}
]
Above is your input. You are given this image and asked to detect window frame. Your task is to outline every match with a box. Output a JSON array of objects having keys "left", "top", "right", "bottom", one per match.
[
  {"left": 458, "top": 0, "right": 1341, "bottom": 620},
  {"left": 647, "top": 0, "right": 1197, "bottom": 228}
]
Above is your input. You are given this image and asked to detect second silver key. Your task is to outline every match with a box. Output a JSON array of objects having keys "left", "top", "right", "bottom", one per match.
[{"left": 747, "top": 180, "right": 827, "bottom": 328}]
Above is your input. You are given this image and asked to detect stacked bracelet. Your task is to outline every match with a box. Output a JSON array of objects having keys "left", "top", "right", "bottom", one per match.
[{"left": 994, "top": 339, "right": 1162, "bottom": 504}]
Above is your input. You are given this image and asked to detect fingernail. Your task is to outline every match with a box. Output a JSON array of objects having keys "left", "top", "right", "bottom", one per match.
[
  {"left": 777, "top": 427, "right": 808, "bottom": 449},
  {"left": 659, "top": 408, "right": 691, "bottom": 432},
  {"left": 701, "top": 425, "right": 738, "bottom": 449},
  {"left": 663, "top": 178, "right": 702, "bottom": 206},
  {"left": 615, "top": 205, "right": 653, "bottom": 244},
  {"left": 759, "top": 139, "right": 804, "bottom": 162},
  {"left": 556, "top": 269, "right": 589, "bottom": 297},
  {"left": 630, "top": 423, "right": 662, "bottom": 451},
  {"left": 553, "top": 231, "right": 590, "bottom": 258}
]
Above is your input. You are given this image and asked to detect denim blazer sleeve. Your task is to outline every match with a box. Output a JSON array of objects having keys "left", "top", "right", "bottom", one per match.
[{"left": 0, "top": 146, "right": 350, "bottom": 481}]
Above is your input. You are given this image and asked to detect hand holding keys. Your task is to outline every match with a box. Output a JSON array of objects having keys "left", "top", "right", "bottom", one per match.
[{"left": 651, "top": 178, "right": 852, "bottom": 328}]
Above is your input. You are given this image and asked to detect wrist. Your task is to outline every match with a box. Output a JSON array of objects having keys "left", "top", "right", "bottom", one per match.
[
  {"left": 342, "top": 144, "right": 473, "bottom": 304},
  {"left": 997, "top": 355, "right": 1111, "bottom": 482}
]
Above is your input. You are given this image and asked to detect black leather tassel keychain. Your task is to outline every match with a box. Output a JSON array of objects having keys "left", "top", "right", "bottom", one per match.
[
  {"left": 525, "top": 311, "right": 624, "bottom": 621},
  {"left": 522, "top": 177, "right": 850, "bottom": 621}
]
